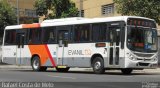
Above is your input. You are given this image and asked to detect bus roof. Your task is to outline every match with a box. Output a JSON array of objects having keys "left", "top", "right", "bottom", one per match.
[{"left": 5, "top": 16, "right": 155, "bottom": 30}]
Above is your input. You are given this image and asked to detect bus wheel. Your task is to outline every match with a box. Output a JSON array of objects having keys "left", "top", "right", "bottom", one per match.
[
  {"left": 31, "top": 56, "right": 47, "bottom": 71},
  {"left": 92, "top": 57, "right": 105, "bottom": 74},
  {"left": 56, "top": 67, "right": 70, "bottom": 72},
  {"left": 121, "top": 68, "right": 133, "bottom": 75}
]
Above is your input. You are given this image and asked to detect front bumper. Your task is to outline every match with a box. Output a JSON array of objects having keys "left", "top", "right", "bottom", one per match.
[{"left": 126, "top": 59, "right": 158, "bottom": 69}]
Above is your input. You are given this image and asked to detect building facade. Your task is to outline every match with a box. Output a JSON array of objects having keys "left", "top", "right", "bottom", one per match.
[
  {"left": 72, "top": 0, "right": 160, "bottom": 29},
  {"left": 71, "top": 0, "right": 119, "bottom": 18},
  {"left": 7, "top": 0, "right": 38, "bottom": 24}
]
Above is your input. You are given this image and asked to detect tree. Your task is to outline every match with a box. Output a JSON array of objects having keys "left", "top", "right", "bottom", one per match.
[
  {"left": 0, "top": 0, "right": 16, "bottom": 37},
  {"left": 113, "top": 0, "right": 160, "bottom": 24},
  {"left": 34, "top": 0, "right": 79, "bottom": 19}
]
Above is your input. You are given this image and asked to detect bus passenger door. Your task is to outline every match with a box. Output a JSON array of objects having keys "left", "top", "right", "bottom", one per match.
[
  {"left": 108, "top": 26, "right": 121, "bottom": 67},
  {"left": 16, "top": 33, "right": 25, "bottom": 65},
  {"left": 57, "top": 30, "right": 69, "bottom": 66}
]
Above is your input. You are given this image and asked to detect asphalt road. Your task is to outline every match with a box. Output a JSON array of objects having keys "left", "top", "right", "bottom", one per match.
[{"left": 0, "top": 69, "right": 160, "bottom": 88}]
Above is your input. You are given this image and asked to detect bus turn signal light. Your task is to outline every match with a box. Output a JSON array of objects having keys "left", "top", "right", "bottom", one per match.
[{"left": 95, "top": 43, "right": 106, "bottom": 47}]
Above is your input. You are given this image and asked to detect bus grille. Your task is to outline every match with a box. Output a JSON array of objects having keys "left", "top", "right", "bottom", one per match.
[
  {"left": 134, "top": 53, "right": 154, "bottom": 57},
  {"left": 137, "top": 58, "right": 151, "bottom": 61},
  {"left": 138, "top": 63, "right": 149, "bottom": 66}
]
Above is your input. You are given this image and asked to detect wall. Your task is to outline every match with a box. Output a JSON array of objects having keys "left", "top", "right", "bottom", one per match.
[
  {"left": 7, "top": 0, "right": 36, "bottom": 9},
  {"left": 72, "top": 0, "right": 160, "bottom": 28},
  {"left": 7, "top": 0, "right": 38, "bottom": 24},
  {"left": 72, "top": 0, "right": 120, "bottom": 18}
]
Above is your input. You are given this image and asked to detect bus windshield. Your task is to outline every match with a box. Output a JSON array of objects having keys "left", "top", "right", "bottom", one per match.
[{"left": 127, "top": 26, "right": 157, "bottom": 53}]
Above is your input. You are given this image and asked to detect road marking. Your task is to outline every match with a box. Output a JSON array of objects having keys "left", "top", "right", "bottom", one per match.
[{"left": 47, "top": 75, "right": 76, "bottom": 79}]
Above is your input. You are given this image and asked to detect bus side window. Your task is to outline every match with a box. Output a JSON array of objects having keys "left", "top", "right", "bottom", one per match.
[
  {"left": 4, "top": 30, "right": 16, "bottom": 45},
  {"left": 48, "top": 32, "right": 55, "bottom": 43},
  {"left": 92, "top": 23, "right": 107, "bottom": 42},
  {"left": 74, "top": 26, "right": 80, "bottom": 42},
  {"left": 43, "top": 27, "right": 56, "bottom": 44},
  {"left": 28, "top": 28, "right": 42, "bottom": 44},
  {"left": 74, "top": 24, "right": 90, "bottom": 42},
  {"left": 109, "top": 29, "right": 114, "bottom": 43}
]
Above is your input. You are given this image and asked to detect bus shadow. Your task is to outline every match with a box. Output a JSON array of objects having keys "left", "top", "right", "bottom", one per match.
[{"left": 10, "top": 69, "right": 160, "bottom": 76}]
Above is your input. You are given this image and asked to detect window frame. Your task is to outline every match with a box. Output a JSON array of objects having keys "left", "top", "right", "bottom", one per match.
[
  {"left": 92, "top": 22, "right": 108, "bottom": 42},
  {"left": 42, "top": 26, "right": 57, "bottom": 44},
  {"left": 102, "top": 3, "right": 114, "bottom": 15},
  {"left": 73, "top": 24, "right": 92, "bottom": 43},
  {"left": 28, "top": 28, "right": 43, "bottom": 45},
  {"left": 56, "top": 25, "right": 72, "bottom": 43},
  {"left": 4, "top": 30, "right": 17, "bottom": 45}
]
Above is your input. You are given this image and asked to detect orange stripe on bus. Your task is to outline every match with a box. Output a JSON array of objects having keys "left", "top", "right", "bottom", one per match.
[
  {"left": 22, "top": 23, "right": 40, "bottom": 29},
  {"left": 28, "top": 45, "right": 49, "bottom": 66},
  {"left": 44, "top": 45, "right": 56, "bottom": 66},
  {"left": 28, "top": 45, "right": 56, "bottom": 67}
]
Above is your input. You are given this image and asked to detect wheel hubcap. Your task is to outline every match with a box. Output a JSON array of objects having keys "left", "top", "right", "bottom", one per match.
[
  {"left": 94, "top": 61, "right": 101, "bottom": 70},
  {"left": 33, "top": 59, "right": 39, "bottom": 69}
]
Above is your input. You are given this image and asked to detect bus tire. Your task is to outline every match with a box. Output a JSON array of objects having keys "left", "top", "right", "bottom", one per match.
[
  {"left": 92, "top": 57, "right": 105, "bottom": 74},
  {"left": 121, "top": 68, "right": 133, "bottom": 75},
  {"left": 56, "top": 67, "right": 70, "bottom": 72},
  {"left": 31, "top": 56, "right": 47, "bottom": 71}
]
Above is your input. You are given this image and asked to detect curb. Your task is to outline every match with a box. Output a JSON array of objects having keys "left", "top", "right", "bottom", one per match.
[
  {"left": 0, "top": 65, "right": 32, "bottom": 69},
  {"left": 143, "top": 68, "right": 160, "bottom": 73},
  {"left": 0, "top": 62, "right": 30, "bottom": 67}
]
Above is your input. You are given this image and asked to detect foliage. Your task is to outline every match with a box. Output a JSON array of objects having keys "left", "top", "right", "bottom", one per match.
[
  {"left": 34, "top": 0, "right": 79, "bottom": 19},
  {"left": 114, "top": 0, "right": 160, "bottom": 24},
  {"left": 0, "top": 0, "right": 17, "bottom": 37}
]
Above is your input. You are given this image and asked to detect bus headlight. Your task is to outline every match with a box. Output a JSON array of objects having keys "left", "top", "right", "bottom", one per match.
[
  {"left": 130, "top": 55, "right": 134, "bottom": 60},
  {"left": 152, "top": 56, "right": 158, "bottom": 62},
  {"left": 127, "top": 53, "right": 136, "bottom": 60}
]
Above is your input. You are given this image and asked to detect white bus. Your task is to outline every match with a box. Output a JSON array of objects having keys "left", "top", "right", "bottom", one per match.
[{"left": 2, "top": 16, "right": 158, "bottom": 74}]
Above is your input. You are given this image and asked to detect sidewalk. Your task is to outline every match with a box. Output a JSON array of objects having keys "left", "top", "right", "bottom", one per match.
[
  {"left": 0, "top": 62, "right": 31, "bottom": 69},
  {"left": 143, "top": 68, "right": 160, "bottom": 73},
  {"left": 0, "top": 64, "right": 32, "bottom": 69}
]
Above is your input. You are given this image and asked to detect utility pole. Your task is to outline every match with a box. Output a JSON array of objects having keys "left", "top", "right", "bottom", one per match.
[
  {"left": 79, "top": 0, "right": 83, "bottom": 17},
  {"left": 17, "top": 0, "right": 19, "bottom": 24}
]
